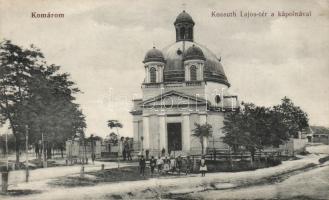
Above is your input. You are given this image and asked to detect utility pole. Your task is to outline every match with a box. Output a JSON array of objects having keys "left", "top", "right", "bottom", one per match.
[
  {"left": 42, "top": 132, "right": 47, "bottom": 168},
  {"left": 70, "top": 137, "right": 73, "bottom": 165},
  {"left": 91, "top": 134, "right": 95, "bottom": 164},
  {"left": 141, "top": 136, "right": 144, "bottom": 156},
  {"left": 1, "top": 132, "right": 9, "bottom": 192},
  {"left": 212, "top": 137, "right": 216, "bottom": 161},
  {"left": 25, "top": 125, "right": 29, "bottom": 182},
  {"left": 228, "top": 146, "right": 233, "bottom": 170},
  {"left": 117, "top": 127, "right": 120, "bottom": 169},
  {"left": 5, "top": 132, "right": 8, "bottom": 170},
  {"left": 80, "top": 131, "right": 85, "bottom": 178}
]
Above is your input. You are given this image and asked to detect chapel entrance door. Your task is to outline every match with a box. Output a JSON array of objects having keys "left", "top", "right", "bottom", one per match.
[{"left": 167, "top": 123, "right": 182, "bottom": 153}]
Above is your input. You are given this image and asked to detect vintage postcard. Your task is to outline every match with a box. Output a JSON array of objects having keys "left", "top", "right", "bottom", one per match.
[{"left": 0, "top": 0, "right": 328, "bottom": 199}]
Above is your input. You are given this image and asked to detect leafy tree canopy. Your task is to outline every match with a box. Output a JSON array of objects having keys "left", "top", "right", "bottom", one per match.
[
  {"left": 192, "top": 123, "right": 213, "bottom": 155},
  {"left": 222, "top": 97, "right": 309, "bottom": 156},
  {"left": 0, "top": 40, "right": 86, "bottom": 162}
]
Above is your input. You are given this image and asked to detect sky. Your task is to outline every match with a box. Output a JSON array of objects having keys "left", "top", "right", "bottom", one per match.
[{"left": 0, "top": 0, "right": 328, "bottom": 138}]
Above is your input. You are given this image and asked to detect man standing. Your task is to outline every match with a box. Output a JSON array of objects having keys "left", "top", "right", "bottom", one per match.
[
  {"left": 122, "top": 139, "right": 127, "bottom": 161},
  {"left": 126, "top": 138, "right": 132, "bottom": 161},
  {"left": 176, "top": 155, "right": 182, "bottom": 175},
  {"left": 185, "top": 156, "right": 192, "bottom": 175},
  {"left": 150, "top": 156, "right": 156, "bottom": 176},
  {"left": 35, "top": 142, "right": 39, "bottom": 159},
  {"left": 90, "top": 134, "right": 96, "bottom": 164},
  {"left": 139, "top": 155, "right": 146, "bottom": 176}
]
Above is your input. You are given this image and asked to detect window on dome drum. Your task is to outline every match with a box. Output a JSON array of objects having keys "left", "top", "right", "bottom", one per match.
[
  {"left": 188, "top": 27, "right": 192, "bottom": 39},
  {"left": 150, "top": 67, "right": 156, "bottom": 83},
  {"left": 180, "top": 27, "right": 185, "bottom": 39},
  {"left": 215, "top": 95, "right": 221, "bottom": 104},
  {"left": 190, "top": 65, "right": 197, "bottom": 81},
  {"left": 176, "top": 28, "right": 178, "bottom": 39}
]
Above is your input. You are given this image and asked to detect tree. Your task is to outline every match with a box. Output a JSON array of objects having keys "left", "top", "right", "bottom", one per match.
[
  {"left": 86, "top": 134, "right": 103, "bottom": 142},
  {"left": 107, "top": 120, "right": 123, "bottom": 168},
  {"left": 273, "top": 97, "right": 309, "bottom": 138},
  {"left": 222, "top": 103, "right": 269, "bottom": 159},
  {"left": 222, "top": 98, "right": 308, "bottom": 160},
  {"left": 0, "top": 40, "right": 86, "bottom": 163},
  {"left": 311, "top": 126, "right": 329, "bottom": 135},
  {"left": 108, "top": 132, "right": 118, "bottom": 144},
  {"left": 0, "top": 40, "right": 44, "bottom": 163},
  {"left": 107, "top": 120, "right": 123, "bottom": 136},
  {"left": 192, "top": 123, "right": 213, "bottom": 155},
  {"left": 222, "top": 109, "right": 250, "bottom": 153},
  {"left": 0, "top": 133, "right": 16, "bottom": 155}
]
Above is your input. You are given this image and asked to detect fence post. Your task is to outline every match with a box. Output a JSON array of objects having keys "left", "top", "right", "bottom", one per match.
[
  {"left": 229, "top": 147, "right": 233, "bottom": 170},
  {"left": 1, "top": 171, "right": 9, "bottom": 192},
  {"left": 80, "top": 166, "right": 84, "bottom": 178},
  {"left": 193, "top": 156, "right": 197, "bottom": 172}
]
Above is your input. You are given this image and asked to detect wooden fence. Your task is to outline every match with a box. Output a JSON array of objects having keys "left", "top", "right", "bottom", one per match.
[{"left": 189, "top": 148, "right": 290, "bottom": 161}]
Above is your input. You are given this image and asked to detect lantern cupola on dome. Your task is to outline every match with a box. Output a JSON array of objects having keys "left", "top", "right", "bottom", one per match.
[{"left": 174, "top": 10, "right": 194, "bottom": 42}]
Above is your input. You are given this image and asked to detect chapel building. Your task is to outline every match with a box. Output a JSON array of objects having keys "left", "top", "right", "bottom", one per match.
[{"left": 130, "top": 10, "right": 239, "bottom": 156}]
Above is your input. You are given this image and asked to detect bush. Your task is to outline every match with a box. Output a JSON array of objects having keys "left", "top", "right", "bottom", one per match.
[
  {"left": 299, "top": 150, "right": 310, "bottom": 156},
  {"left": 266, "top": 157, "right": 282, "bottom": 166},
  {"left": 194, "top": 158, "right": 281, "bottom": 173},
  {"left": 319, "top": 156, "right": 329, "bottom": 164}
]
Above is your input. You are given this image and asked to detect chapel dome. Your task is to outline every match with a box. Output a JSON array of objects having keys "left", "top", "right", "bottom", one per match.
[
  {"left": 174, "top": 10, "right": 195, "bottom": 25},
  {"left": 162, "top": 41, "right": 230, "bottom": 86},
  {"left": 183, "top": 44, "right": 206, "bottom": 61},
  {"left": 143, "top": 47, "right": 165, "bottom": 63}
]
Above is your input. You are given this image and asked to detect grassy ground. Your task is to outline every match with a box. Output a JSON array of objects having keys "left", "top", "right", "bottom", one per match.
[
  {"left": 45, "top": 158, "right": 322, "bottom": 199},
  {"left": 0, "top": 158, "right": 67, "bottom": 172},
  {"left": 47, "top": 158, "right": 285, "bottom": 188},
  {"left": 0, "top": 189, "right": 42, "bottom": 197},
  {"left": 48, "top": 166, "right": 181, "bottom": 187}
]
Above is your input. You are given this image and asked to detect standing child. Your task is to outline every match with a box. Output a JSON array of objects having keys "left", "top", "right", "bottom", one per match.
[
  {"left": 91, "top": 152, "right": 96, "bottom": 164},
  {"left": 156, "top": 156, "right": 163, "bottom": 174},
  {"left": 185, "top": 156, "right": 192, "bottom": 175},
  {"left": 150, "top": 156, "right": 156, "bottom": 176},
  {"left": 200, "top": 156, "right": 207, "bottom": 177},
  {"left": 176, "top": 156, "right": 182, "bottom": 175},
  {"left": 139, "top": 155, "right": 146, "bottom": 176}
]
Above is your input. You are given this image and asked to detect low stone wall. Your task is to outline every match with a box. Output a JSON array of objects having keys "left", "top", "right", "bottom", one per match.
[{"left": 279, "top": 138, "right": 308, "bottom": 156}]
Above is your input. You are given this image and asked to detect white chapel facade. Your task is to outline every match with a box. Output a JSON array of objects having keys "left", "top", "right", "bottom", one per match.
[{"left": 131, "top": 10, "right": 239, "bottom": 156}]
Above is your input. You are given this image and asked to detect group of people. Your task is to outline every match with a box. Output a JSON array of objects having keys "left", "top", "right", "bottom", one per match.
[
  {"left": 122, "top": 138, "right": 132, "bottom": 161},
  {"left": 139, "top": 155, "right": 207, "bottom": 177}
]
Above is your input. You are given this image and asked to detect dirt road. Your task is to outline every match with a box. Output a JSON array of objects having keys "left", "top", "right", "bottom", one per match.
[{"left": 1, "top": 144, "right": 328, "bottom": 200}]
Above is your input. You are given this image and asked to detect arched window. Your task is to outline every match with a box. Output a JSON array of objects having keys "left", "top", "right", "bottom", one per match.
[
  {"left": 180, "top": 27, "right": 185, "bottom": 39},
  {"left": 150, "top": 67, "right": 156, "bottom": 83},
  {"left": 190, "top": 65, "right": 197, "bottom": 81},
  {"left": 188, "top": 27, "right": 192, "bottom": 39},
  {"left": 215, "top": 95, "right": 221, "bottom": 104}
]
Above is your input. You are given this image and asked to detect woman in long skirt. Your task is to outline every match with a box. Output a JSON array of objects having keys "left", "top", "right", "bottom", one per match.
[
  {"left": 156, "top": 156, "right": 164, "bottom": 175},
  {"left": 163, "top": 157, "right": 170, "bottom": 175},
  {"left": 170, "top": 156, "right": 176, "bottom": 173}
]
